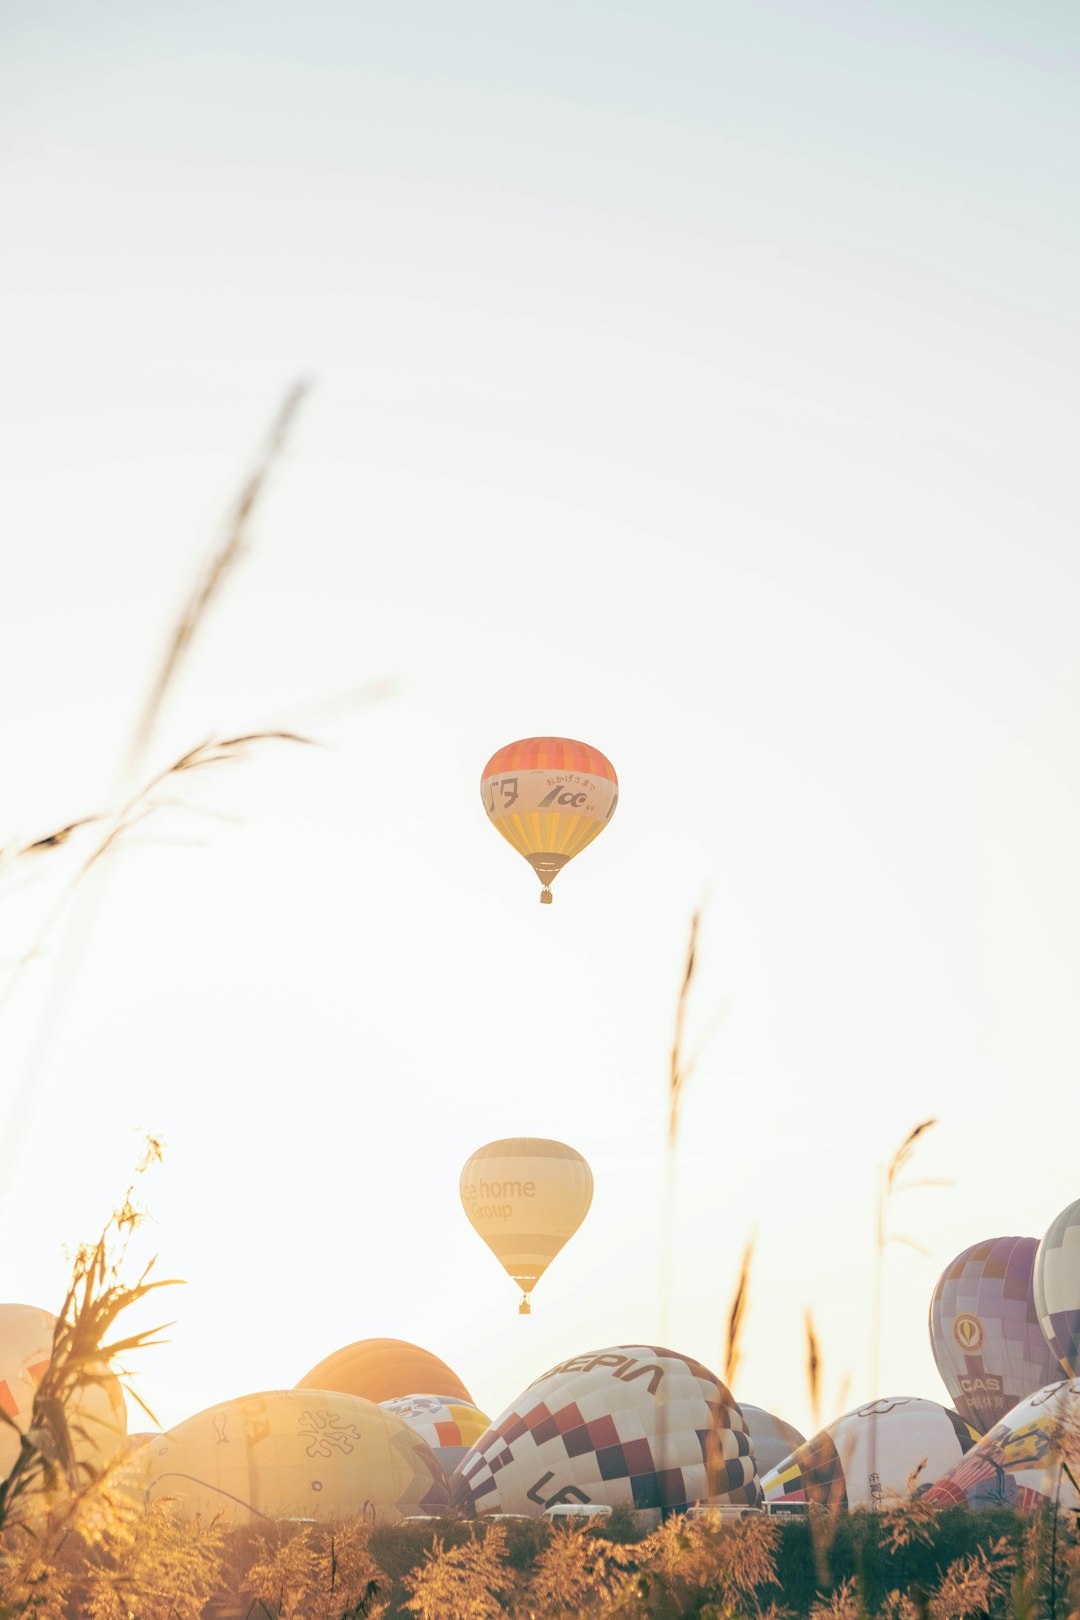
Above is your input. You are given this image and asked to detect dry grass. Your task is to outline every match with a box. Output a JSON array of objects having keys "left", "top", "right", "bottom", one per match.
[
  {"left": 724, "top": 1232, "right": 755, "bottom": 1392},
  {"left": 0, "top": 731, "right": 310, "bottom": 1017},
  {"left": 126, "top": 382, "right": 309, "bottom": 773},
  {"left": 666, "top": 908, "right": 701, "bottom": 1153},
  {"left": 0, "top": 1146, "right": 177, "bottom": 1535}
]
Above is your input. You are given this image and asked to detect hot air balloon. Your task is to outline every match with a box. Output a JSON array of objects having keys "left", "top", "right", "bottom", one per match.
[
  {"left": 924, "top": 1380, "right": 1080, "bottom": 1514},
  {"left": 0, "top": 1303, "right": 126, "bottom": 1477},
  {"left": 460, "top": 1138, "right": 593, "bottom": 1314},
  {"left": 1034, "top": 1199, "right": 1080, "bottom": 1376},
  {"left": 381, "top": 1394, "right": 491, "bottom": 1477},
  {"left": 929, "top": 1236, "right": 1063, "bottom": 1434},
  {"left": 738, "top": 1405, "right": 805, "bottom": 1476},
  {"left": 450, "top": 1344, "right": 758, "bottom": 1517},
  {"left": 760, "top": 1398, "right": 977, "bottom": 1512},
  {"left": 296, "top": 1339, "right": 473, "bottom": 1405},
  {"left": 480, "top": 737, "right": 618, "bottom": 903},
  {"left": 137, "top": 1389, "right": 450, "bottom": 1525}
]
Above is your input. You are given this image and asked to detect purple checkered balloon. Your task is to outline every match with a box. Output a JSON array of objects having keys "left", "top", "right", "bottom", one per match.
[
  {"left": 449, "top": 1344, "right": 759, "bottom": 1517},
  {"left": 1035, "top": 1199, "right": 1080, "bottom": 1377},
  {"left": 929, "top": 1236, "right": 1063, "bottom": 1435}
]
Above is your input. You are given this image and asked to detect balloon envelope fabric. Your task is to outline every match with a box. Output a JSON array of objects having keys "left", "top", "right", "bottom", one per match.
[
  {"left": 450, "top": 1344, "right": 758, "bottom": 1517},
  {"left": 929, "top": 1236, "right": 1064, "bottom": 1433},
  {"left": 760, "top": 1397, "right": 978, "bottom": 1512},
  {"left": 141, "top": 1389, "right": 450, "bottom": 1525},
  {"left": 380, "top": 1394, "right": 490, "bottom": 1452},
  {"left": 296, "top": 1338, "right": 473, "bottom": 1406},
  {"left": 1035, "top": 1200, "right": 1080, "bottom": 1377},
  {"left": 924, "top": 1380, "right": 1080, "bottom": 1514},
  {"left": 480, "top": 737, "right": 618, "bottom": 900},
  {"left": 460, "top": 1138, "right": 594, "bottom": 1308},
  {"left": 738, "top": 1404, "right": 806, "bottom": 1476},
  {"left": 0, "top": 1302, "right": 126, "bottom": 1475}
]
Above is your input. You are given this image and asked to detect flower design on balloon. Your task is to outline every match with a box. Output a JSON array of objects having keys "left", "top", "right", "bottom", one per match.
[{"left": 299, "top": 1409, "right": 359, "bottom": 1458}]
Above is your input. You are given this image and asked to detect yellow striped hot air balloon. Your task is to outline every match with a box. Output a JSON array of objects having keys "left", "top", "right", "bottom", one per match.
[
  {"left": 460, "top": 1139, "right": 594, "bottom": 1314},
  {"left": 480, "top": 737, "right": 618, "bottom": 902}
]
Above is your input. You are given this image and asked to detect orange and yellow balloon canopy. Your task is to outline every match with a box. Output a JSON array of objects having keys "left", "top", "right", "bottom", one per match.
[{"left": 480, "top": 737, "right": 618, "bottom": 902}]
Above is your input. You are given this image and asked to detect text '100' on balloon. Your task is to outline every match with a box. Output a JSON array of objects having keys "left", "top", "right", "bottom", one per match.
[{"left": 480, "top": 737, "right": 617, "bottom": 904}]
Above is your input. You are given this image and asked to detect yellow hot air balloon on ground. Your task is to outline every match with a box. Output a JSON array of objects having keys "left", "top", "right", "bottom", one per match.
[
  {"left": 460, "top": 1139, "right": 594, "bottom": 1313},
  {"left": 137, "top": 1389, "right": 450, "bottom": 1524},
  {"left": 480, "top": 737, "right": 618, "bottom": 902}
]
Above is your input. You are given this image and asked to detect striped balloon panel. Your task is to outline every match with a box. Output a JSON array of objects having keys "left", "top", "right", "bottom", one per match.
[
  {"left": 482, "top": 738, "right": 617, "bottom": 782},
  {"left": 460, "top": 1140, "right": 593, "bottom": 1294},
  {"left": 929, "top": 1235, "right": 1064, "bottom": 1433},
  {"left": 924, "top": 1380, "right": 1080, "bottom": 1513},
  {"left": 760, "top": 1397, "right": 978, "bottom": 1512},
  {"left": 487, "top": 803, "right": 612, "bottom": 863},
  {"left": 450, "top": 1344, "right": 758, "bottom": 1517},
  {"left": 1034, "top": 1200, "right": 1080, "bottom": 1377}
]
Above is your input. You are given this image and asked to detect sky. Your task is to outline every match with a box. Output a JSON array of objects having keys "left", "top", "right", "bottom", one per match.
[{"left": 1, "top": 0, "right": 1079, "bottom": 1442}]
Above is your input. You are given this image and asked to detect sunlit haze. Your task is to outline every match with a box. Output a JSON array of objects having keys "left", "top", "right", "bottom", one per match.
[{"left": 1, "top": 1, "right": 1078, "bottom": 1443}]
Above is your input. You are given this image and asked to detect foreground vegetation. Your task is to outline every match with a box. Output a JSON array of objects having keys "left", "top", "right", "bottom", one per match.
[{"left": 2, "top": 1499, "right": 1079, "bottom": 1619}]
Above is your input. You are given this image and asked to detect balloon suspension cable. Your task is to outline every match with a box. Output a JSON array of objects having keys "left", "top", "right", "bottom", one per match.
[
  {"left": 519, "top": 1294, "right": 531, "bottom": 1315},
  {"left": 540, "top": 887, "right": 553, "bottom": 905}
]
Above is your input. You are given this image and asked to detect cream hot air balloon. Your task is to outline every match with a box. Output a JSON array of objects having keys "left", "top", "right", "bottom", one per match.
[
  {"left": 460, "top": 1139, "right": 593, "bottom": 1314},
  {"left": 480, "top": 737, "right": 618, "bottom": 903},
  {"left": 760, "top": 1397, "right": 978, "bottom": 1512}
]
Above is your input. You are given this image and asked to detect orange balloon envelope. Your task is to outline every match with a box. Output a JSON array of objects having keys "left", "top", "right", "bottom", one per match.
[
  {"left": 296, "top": 1338, "right": 473, "bottom": 1406},
  {"left": 480, "top": 737, "right": 618, "bottom": 903}
]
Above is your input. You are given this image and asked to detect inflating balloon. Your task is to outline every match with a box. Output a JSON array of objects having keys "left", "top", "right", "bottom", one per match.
[
  {"left": 929, "top": 1236, "right": 1063, "bottom": 1434},
  {"left": 296, "top": 1338, "right": 473, "bottom": 1405},
  {"left": 1034, "top": 1199, "right": 1080, "bottom": 1376},
  {"left": 760, "top": 1397, "right": 977, "bottom": 1512},
  {"left": 738, "top": 1405, "right": 805, "bottom": 1476},
  {"left": 480, "top": 737, "right": 617, "bottom": 903},
  {"left": 381, "top": 1394, "right": 490, "bottom": 1476},
  {"left": 450, "top": 1344, "right": 758, "bottom": 1516},
  {"left": 460, "top": 1138, "right": 593, "bottom": 1313},
  {"left": 924, "top": 1380, "right": 1080, "bottom": 1513},
  {"left": 139, "top": 1389, "right": 449, "bottom": 1524},
  {"left": 0, "top": 1302, "right": 126, "bottom": 1477}
]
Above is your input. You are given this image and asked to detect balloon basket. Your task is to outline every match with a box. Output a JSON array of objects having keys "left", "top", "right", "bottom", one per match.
[
  {"left": 519, "top": 1296, "right": 531, "bottom": 1315},
  {"left": 540, "top": 888, "right": 552, "bottom": 904}
]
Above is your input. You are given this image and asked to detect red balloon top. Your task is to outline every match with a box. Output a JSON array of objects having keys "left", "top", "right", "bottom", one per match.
[{"left": 481, "top": 737, "right": 617, "bottom": 783}]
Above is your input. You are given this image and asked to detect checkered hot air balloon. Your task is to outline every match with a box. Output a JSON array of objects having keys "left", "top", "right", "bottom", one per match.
[
  {"left": 760, "top": 1397, "right": 978, "bottom": 1512},
  {"left": 480, "top": 737, "right": 618, "bottom": 903},
  {"left": 460, "top": 1138, "right": 593, "bottom": 1315},
  {"left": 929, "top": 1236, "right": 1064, "bottom": 1434},
  {"left": 924, "top": 1380, "right": 1080, "bottom": 1514},
  {"left": 1034, "top": 1199, "right": 1080, "bottom": 1377},
  {"left": 449, "top": 1344, "right": 759, "bottom": 1517}
]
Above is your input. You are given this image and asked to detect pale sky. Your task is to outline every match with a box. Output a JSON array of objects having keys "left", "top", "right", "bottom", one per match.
[{"left": 1, "top": 0, "right": 1078, "bottom": 1441}]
